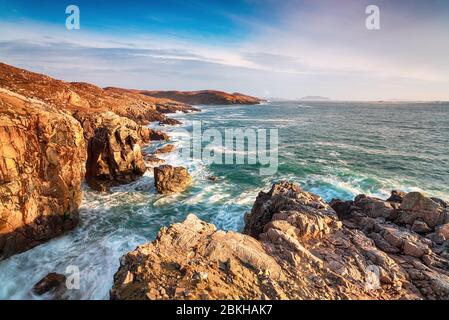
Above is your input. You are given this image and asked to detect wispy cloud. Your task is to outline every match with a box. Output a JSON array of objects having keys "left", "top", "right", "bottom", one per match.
[{"left": 0, "top": 0, "right": 449, "bottom": 101}]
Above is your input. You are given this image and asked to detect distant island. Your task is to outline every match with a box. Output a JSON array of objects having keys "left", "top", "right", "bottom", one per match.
[{"left": 300, "top": 96, "right": 331, "bottom": 101}]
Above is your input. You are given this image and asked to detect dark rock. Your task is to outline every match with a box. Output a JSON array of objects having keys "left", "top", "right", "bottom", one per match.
[
  {"left": 411, "top": 220, "right": 432, "bottom": 234},
  {"left": 33, "top": 273, "right": 67, "bottom": 296},
  {"left": 329, "top": 199, "right": 354, "bottom": 219},
  {"left": 387, "top": 190, "right": 406, "bottom": 203}
]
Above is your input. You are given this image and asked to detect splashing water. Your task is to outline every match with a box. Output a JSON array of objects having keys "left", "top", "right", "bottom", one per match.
[{"left": 1, "top": 101, "right": 448, "bottom": 299}]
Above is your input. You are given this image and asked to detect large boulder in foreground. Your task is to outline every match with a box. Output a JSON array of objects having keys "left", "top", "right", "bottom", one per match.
[
  {"left": 0, "top": 90, "right": 86, "bottom": 260},
  {"left": 112, "top": 181, "right": 449, "bottom": 300},
  {"left": 111, "top": 214, "right": 284, "bottom": 300},
  {"left": 154, "top": 165, "right": 192, "bottom": 195}
]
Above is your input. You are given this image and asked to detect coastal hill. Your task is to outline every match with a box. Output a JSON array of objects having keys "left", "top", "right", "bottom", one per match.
[{"left": 132, "top": 90, "right": 264, "bottom": 105}]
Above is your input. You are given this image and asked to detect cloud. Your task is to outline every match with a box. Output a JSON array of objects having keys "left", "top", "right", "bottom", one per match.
[{"left": 1, "top": 0, "right": 449, "bottom": 102}]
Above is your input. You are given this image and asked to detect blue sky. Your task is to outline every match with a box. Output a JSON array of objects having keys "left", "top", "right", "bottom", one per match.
[{"left": 1, "top": 0, "right": 449, "bottom": 100}]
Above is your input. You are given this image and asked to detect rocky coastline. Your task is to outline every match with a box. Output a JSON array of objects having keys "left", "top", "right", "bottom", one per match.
[
  {"left": 1, "top": 62, "right": 448, "bottom": 300},
  {"left": 0, "top": 62, "right": 195, "bottom": 259},
  {"left": 111, "top": 182, "right": 449, "bottom": 300}
]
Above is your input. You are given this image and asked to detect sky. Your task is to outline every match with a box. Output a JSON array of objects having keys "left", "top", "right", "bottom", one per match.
[{"left": 0, "top": 0, "right": 448, "bottom": 100}]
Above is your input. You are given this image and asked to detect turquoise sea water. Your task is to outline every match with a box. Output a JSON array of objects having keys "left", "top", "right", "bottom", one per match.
[{"left": 0, "top": 101, "right": 448, "bottom": 299}]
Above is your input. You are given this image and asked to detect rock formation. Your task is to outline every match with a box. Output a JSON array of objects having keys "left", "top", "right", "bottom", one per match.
[
  {"left": 137, "top": 90, "right": 263, "bottom": 105},
  {"left": 83, "top": 112, "right": 148, "bottom": 191},
  {"left": 0, "top": 62, "right": 195, "bottom": 259},
  {"left": 155, "top": 144, "right": 176, "bottom": 154},
  {"left": 111, "top": 181, "right": 449, "bottom": 300},
  {"left": 154, "top": 165, "right": 192, "bottom": 195},
  {"left": 0, "top": 89, "right": 86, "bottom": 259},
  {"left": 32, "top": 273, "right": 67, "bottom": 297}
]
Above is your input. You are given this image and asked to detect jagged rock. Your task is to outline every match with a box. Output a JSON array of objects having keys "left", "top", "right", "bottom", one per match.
[
  {"left": 403, "top": 240, "right": 430, "bottom": 258},
  {"left": 154, "top": 165, "right": 192, "bottom": 195},
  {"left": 436, "top": 223, "right": 449, "bottom": 241},
  {"left": 411, "top": 220, "right": 432, "bottom": 234},
  {"left": 0, "top": 90, "right": 86, "bottom": 260},
  {"left": 113, "top": 181, "right": 449, "bottom": 300},
  {"left": 84, "top": 112, "right": 147, "bottom": 192},
  {"left": 387, "top": 190, "right": 407, "bottom": 203},
  {"left": 329, "top": 199, "right": 354, "bottom": 219},
  {"left": 402, "top": 192, "right": 440, "bottom": 212},
  {"left": 144, "top": 154, "right": 166, "bottom": 168},
  {"left": 32, "top": 273, "right": 67, "bottom": 296},
  {"left": 354, "top": 196, "right": 395, "bottom": 219},
  {"left": 155, "top": 144, "right": 176, "bottom": 154},
  {"left": 111, "top": 214, "right": 286, "bottom": 300},
  {"left": 339, "top": 189, "right": 449, "bottom": 299}
]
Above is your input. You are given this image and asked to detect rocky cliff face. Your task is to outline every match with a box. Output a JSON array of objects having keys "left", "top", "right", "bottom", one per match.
[
  {"left": 138, "top": 90, "right": 263, "bottom": 105},
  {"left": 0, "top": 89, "right": 86, "bottom": 259},
  {"left": 111, "top": 181, "right": 449, "bottom": 300},
  {"left": 0, "top": 62, "right": 195, "bottom": 259}
]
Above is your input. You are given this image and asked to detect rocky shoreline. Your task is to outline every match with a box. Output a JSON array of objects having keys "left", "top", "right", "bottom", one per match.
[
  {"left": 111, "top": 182, "right": 449, "bottom": 300},
  {"left": 1, "top": 62, "right": 449, "bottom": 300},
  {"left": 0, "top": 62, "right": 195, "bottom": 259}
]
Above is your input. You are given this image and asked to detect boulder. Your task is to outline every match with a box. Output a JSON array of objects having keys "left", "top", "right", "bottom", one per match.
[
  {"left": 354, "top": 196, "right": 395, "bottom": 219},
  {"left": 0, "top": 90, "right": 86, "bottom": 260},
  {"left": 329, "top": 199, "right": 354, "bottom": 219},
  {"left": 111, "top": 214, "right": 285, "bottom": 300},
  {"left": 403, "top": 240, "right": 430, "bottom": 258},
  {"left": 154, "top": 165, "right": 192, "bottom": 195},
  {"left": 155, "top": 144, "right": 176, "bottom": 154},
  {"left": 401, "top": 192, "right": 440, "bottom": 212},
  {"left": 387, "top": 190, "right": 406, "bottom": 203},
  {"left": 32, "top": 273, "right": 67, "bottom": 297},
  {"left": 112, "top": 182, "right": 449, "bottom": 300},
  {"left": 436, "top": 223, "right": 449, "bottom": 240},
  {"left": 411, "top": 220, "right": 431, "bottom": 234}
]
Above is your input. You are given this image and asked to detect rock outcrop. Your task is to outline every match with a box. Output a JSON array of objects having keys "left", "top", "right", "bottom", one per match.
[
  {"left": 0, "top": 62, "right": 197, "bottom": 258},
  {"left": 112, "top": 181, "right": 449, "bottom": 300},
  {"left": 138, "top": 90, "right": 263, "bottom": 105},
  {"left": 0, "top": 89, "right": 86, "bottom": 259},
  {"left": 155, "top": 144, "right": 176, "bottom": 154},
  {"left": 83, "top": 112, "right": 148, "bottom": 191},
  {"left": 154, "top": 165, "right": 192, "bottom": 195}
]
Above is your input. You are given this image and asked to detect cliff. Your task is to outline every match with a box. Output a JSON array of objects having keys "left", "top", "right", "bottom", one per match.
[
  {"left": 0, "top": 62, "right": 195, "bottom": 258},
  {"left": 135, "top": 90, "right": 263, "bottom": 105},
  {"left": 0, "top": 89, "right": 86, "bottom": 259},
  {"left": 111, "top": 182, "right": 449, "bottom": 300}
]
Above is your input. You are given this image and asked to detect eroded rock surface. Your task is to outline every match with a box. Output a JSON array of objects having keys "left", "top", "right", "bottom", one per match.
[
  {"left": 154, "top": 165, "right": 192, "bottom": 195},
  {"left": 83, "top": 112, "right": 148, "bottom": 191},
  {"left": 111, "top": 181, "right": 449, "bottom": 300},
  {"left": 0, "top": 90, "right": 86, "bottom": 259},
  {"left": 0, "top": 62, "right": 195, "bottom": 258}
]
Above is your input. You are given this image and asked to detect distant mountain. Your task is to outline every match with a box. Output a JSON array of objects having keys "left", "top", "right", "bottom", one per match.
[
  {"left": 300, "top": 96, "right": 331, "bottom": 101},
  {"left": 135, "top": 90, "right": 264, "bottom": 105}
]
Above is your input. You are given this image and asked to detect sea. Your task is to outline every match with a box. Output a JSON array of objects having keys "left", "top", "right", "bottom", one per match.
[{"left": 1, "top": 101, "right": 448, "bottom": 299}]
